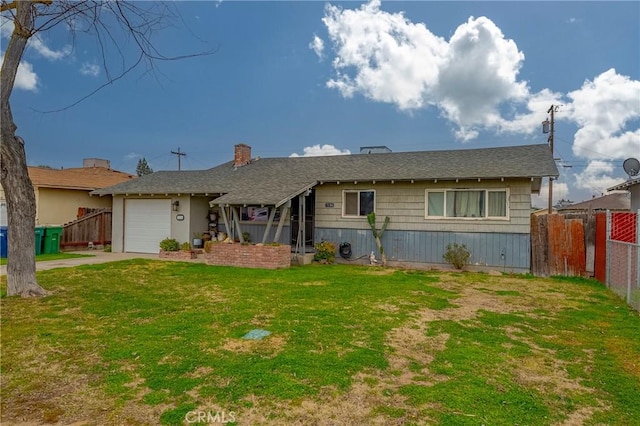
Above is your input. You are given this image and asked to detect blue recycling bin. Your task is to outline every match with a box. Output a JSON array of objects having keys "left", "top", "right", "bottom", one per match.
[
  {"left": 0, "top": 226, "right": 7, "bottom": 258},
  {"left": 0, "top": 226, "right": 48, "bottom": 258}
]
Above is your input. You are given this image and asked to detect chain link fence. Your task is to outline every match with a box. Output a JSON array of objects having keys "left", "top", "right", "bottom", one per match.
[{"left": 606, "top": 211, "right": 639, "bottom": 311}]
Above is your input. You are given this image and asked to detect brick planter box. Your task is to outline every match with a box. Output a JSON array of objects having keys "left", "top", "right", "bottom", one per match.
[
  {"left": 205, "top": 243, "right": 291, "bottom": 269},
  {"left": 159, "top": 250, "right": 197, "bottom": 260}
]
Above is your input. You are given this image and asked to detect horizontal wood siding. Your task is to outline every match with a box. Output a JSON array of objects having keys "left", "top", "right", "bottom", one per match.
[
  {"left": 315, "top": 179, "right": 532, "bottom": 233},
  {"left": 315, "top": 227, "right": 530, "bottom": 271}
]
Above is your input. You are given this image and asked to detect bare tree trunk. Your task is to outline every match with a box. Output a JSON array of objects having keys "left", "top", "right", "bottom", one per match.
[{"left": 1, "top": 1, "right": 47, "bottom": 297}]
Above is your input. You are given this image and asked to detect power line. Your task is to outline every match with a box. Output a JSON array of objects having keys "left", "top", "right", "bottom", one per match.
[
  {"left": 170, "top": 147, "right": 187, "bottom": 171},
  {"left": 542, "top": 104, "right": 560, "bottom": 214}
]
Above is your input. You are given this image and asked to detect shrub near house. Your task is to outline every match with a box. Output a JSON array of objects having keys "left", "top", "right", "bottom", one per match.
[{"left": 159, "top": 238, "right": 196, "bottom": 260}]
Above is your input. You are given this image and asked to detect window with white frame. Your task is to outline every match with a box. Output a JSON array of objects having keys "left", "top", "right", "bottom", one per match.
[
  {"left": 426, "top": 189, "right": 508, "bottom": 219},
  {"left": 343, "top": 190, "right": 375, "bottom": 217}
]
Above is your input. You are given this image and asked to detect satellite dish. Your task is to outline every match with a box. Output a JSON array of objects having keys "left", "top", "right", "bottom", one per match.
[{"left": 623, "top": 158, "right": 640, "bottom": 179}]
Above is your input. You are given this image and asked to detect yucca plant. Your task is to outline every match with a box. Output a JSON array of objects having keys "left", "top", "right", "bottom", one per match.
[{"left": 367, "top": 212, "right": 390, "bottom": 266}]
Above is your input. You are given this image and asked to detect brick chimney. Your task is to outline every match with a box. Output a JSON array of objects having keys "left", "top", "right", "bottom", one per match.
[{"left": 233, "top": 144, "right": 252, "bottom": 168}]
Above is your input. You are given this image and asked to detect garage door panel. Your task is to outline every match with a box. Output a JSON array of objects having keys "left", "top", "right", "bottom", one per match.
[{"left": 124, "top": 199, "right": 171, "bottom": 253}]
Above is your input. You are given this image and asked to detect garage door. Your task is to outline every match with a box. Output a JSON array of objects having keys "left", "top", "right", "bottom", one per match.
[
  {"left": 124, "top": 199, "right": 171, "bottom": 253},
  {"left": 0, "top": 200, "right": 6, "bottom": 226}
]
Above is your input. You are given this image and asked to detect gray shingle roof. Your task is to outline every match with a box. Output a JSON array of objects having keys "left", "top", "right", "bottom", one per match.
[
  {"left": 608, "top": 177, "right": 640, "bottom": 191},
  {"left": 557, "top": 192, "right": 630, "bottom": 212},
  {"left": 93, "top": 144, "right": 558, "bottom": 206}
]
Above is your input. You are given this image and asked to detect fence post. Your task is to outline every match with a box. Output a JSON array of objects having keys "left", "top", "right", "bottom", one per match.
[
  {"left": 637, "top": 210, "right": 640, "bottom": 292},
  {"left": 606, "top": 210, "right": 611, "bottom": 288},
  {"left": 100, "top": 212, "right": 105, "bottom": 245},
  {"left": 628, "top": 244, "right": 632, "bottom": 302}
]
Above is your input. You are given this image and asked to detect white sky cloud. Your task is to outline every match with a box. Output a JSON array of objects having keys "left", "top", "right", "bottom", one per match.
[
  {"left": 80, "top": 62, "right": 100, "bottom": 77},
  {"left": 309, "top": 35, "right": 325, "bottom": 59},
  {"left": 435, "top": 16, "right": 528, "bottom": 131},
  {"left": 124, "top": 152, "right": 141, "bottom": 161},
  {"left": 495, "top": 88, "right": 564, "bottom": 135},
  {"left": 323, "top": 0, "right": 447, "bottom": 111},
  {"left": 0, "top": 51, "right": 38, "bottom": 91},
  {"left": 318, "top": 1, "right": 639, "bottom": 154},
  {"left": 29, "top": 36, "right": 71, "bottom": 60},
  {"left": 532, "top": 181, "right": 569, "bottom": 208},
  {"left": 320, "top": 0, "right": 530, "bottom": 138},
  {"left": 1, "top": 16, "right": 69, "bottom": 92},
  {"left": 566, "top": 69, "right": 640, "bottom": 160},
  {"left": 574, "top": 160, "right": 625, "bottom": 196},
  {"left": 1, "top": 18, "right": 70, "bottom": 60},
  {"left": 290, "top": 144, "right": 351, "bottom": 157}
]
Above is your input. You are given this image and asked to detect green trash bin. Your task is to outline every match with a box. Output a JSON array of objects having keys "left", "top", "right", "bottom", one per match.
[
  {"left": 35, "top": 226, "right": 45, "bottom": 255},
  {"left": 43, "top": 226, "right": 63, "bottom": 254}
]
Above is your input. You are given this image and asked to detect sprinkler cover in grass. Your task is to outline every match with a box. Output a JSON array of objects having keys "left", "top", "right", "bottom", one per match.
[{"left": 242, "top": 329, "right": 271, "bottom": 340}]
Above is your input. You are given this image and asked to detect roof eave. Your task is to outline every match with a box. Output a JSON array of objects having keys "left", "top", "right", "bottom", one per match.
[
  {"left": 275, "top": 182, "right": 317, "bottom": 208},
  {"left": 608, "top": 177, "right": 640, "bottom": 191}
]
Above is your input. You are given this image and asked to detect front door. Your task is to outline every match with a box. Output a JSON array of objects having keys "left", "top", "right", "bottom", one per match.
[{"left": 291, "top": 190, "right": 315, "bottom": 252}]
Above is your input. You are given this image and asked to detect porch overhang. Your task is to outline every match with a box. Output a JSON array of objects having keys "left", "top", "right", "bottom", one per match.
[
  {"left": 207, "top": 181, "right": 316, "bottom": 245},
  {"left": 208, "top": 181, "right": 317, "bottom": 208}
]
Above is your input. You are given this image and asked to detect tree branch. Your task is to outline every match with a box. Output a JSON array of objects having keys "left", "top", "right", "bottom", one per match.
[{"left": 1, "top": 0, "right": 51, "bottom": 12}]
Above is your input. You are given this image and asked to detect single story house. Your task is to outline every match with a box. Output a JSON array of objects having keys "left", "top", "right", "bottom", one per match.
[
  {"left": 0, "top": 158, "right": 135, "bottom": 226},
  {"left": 608, "top": 177, "right": 640, "bottom": 212},
  {"left": 93, "top": 143, "right": 558, "bottom": 272},
  {"left": 557, "top": 192, "right": 631, "bottom": 214}
]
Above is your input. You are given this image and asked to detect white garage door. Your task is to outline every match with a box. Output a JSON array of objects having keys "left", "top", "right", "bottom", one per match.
[
  {"left": 0, "top": 200, "right": 7, "bottom": 226},
  {"left": 124, "top": 199, "right": 171, "bottom": 253}
]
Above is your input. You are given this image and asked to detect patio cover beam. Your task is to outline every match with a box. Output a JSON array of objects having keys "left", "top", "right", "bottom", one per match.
[
  {"left": 274, "top": 201, "right": 290, "bottom": 242},
  {"left": 261, "top": 207, "right": 278, "bottom": 244}
]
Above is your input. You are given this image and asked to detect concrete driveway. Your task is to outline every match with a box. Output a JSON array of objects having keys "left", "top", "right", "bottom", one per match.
[{"left": 0, "top": 251, "right": 198, "bottom": 274}]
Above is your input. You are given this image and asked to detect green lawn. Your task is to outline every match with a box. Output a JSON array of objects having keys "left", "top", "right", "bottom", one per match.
[
  {"left": 0, "top": 252, "right": 94, "bottom": 265},
  {"left": 1, "top": 260, "right": 639, "bottom": 425}
]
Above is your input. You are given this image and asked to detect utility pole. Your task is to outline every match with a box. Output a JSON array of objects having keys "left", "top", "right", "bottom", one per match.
[
  {"left": 542, "top": 105, "right": 558, "bottom": 214},
  {"left": 171, "top": 147, "right": 186, "bottom": 171}
]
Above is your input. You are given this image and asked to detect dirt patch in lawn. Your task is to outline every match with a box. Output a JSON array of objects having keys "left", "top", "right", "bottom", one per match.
[
  {"left": 363, "top": 268, "right": 396, "bottom": 276},
  {"left": 299, "top": 280, "right": 330, "bottom": 286},
  {"left": 220, "top": 334, "right": 287, "bottom": 357},
  {"left": 0, "top": 359, "right": 113, "bottom": 426},
  {"left": 228, "top": 275, "right": 609, "bottom": 424}
]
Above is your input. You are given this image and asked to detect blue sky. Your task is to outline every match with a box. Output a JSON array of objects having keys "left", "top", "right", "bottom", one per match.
[{"left": 2, "top": 1, "right": 639, "bottom": 206}]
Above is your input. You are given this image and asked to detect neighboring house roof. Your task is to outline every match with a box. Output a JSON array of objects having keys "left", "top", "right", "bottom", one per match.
[
  {"left": 29, "top": 166, "right": 135, "bottom": 191},
  {"left": 608, "top": 177, "right": 640, "bottom": 192},
  {"left": 557, "top": 192, "right": 630, "bottom": 212},
  {"left": 93, "top": 144, "right": 558, "bottom": 206}
]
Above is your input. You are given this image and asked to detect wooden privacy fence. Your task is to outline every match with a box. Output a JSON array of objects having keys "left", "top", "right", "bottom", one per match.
[
  {"left": 61, "top": 209, "right": 112, "bottom": 249},
  {"left": 531, "top": 213, "right": 595, "bottom": 277}
]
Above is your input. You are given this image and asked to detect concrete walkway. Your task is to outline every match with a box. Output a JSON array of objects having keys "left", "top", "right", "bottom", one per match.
[{"left": 0, "top": 251, "right": 191, "bottom": 274}]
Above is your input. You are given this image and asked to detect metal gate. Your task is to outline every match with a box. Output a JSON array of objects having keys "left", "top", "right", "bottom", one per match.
[{"left": 606, "top": 211, "right": 639, "bottom": 311}]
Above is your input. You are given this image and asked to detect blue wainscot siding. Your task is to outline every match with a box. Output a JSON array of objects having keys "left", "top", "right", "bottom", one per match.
[{"left": 315, "top": 228, "right": 530, "bottom": 273}]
